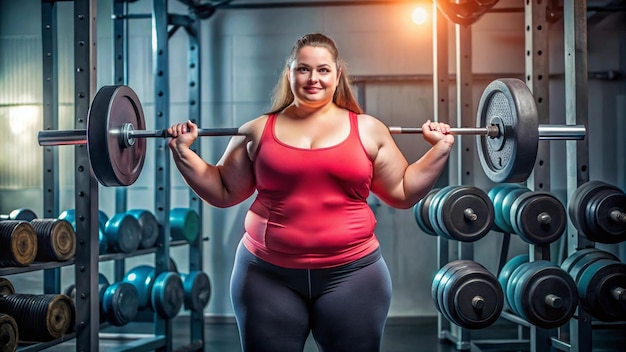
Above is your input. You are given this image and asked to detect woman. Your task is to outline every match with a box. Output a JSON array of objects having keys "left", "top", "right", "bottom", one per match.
[{"left": 168, "top": 33, "right": 454, "bottom": 352}]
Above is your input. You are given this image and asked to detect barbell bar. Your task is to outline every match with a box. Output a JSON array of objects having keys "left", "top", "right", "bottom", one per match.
[
  {"left": 39, "top": 121, "right": 583, "bottom": 147},
  {"left": 36, "top": 79, "right": 586, "bottom": 187}
]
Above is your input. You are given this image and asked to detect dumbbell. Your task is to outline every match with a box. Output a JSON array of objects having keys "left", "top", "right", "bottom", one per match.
[
  {"left": 431, "top": 260, "right": 503, "bottom": 329},
  {"left": 30, "top": 218, "right": 76, "bottom": 262},
  {"left": 504, "top": 259, "right": 577, "bottom": 329},
  {"left": 126, "top": 209, "right": 159, "bottom": 249},
  {"left": 59, "top": 209, "right": 109, "bottom": 254},
  {"left": 0, "top": 220, "right": 38, "bottom": 267},
  {"left": 569, "top": 181, "right": 626, "bottom": 244},
  {"left": 0, "top": 209, "right": 37, "bottom": 222},
  {"left": 488, "top": 185, "right": 566, "bottom": 245},
  {"left": 123, "top": 264, "right": 184, "bottom": 319},
  {"left": 414, "top": 186, "right": 494, "bottom": 242},
  {"left": 561, "top": 248, "right": 626, "bottom": 321},
  {"left": 0, "top": 291, "right": 74, "bottom": 342},
  {"left": 170, "top": 208, "right": 199, "bottom": 243},
  {"left": 65, "top": 273, "right": 138, "bottom": 327}
]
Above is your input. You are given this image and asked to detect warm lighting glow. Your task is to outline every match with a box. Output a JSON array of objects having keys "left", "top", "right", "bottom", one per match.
[
  {"left": 9, "top": 105, "right": 39, "bottom": 135},
  {"left": 412, "top": 6, "right": 428, "bottom": 25}
]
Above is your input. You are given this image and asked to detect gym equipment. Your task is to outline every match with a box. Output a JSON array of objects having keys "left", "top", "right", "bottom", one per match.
[
  {"left": 419, "top": 186, "right": 494, "bottom": 242},
  {"left": 170, "top": 208, "right": 199, "bottom": 243},
  {"left": 432, "top": 260, "right": 503, "bottom": 329},
  {"left": 126, "top": 209, "right": 159, "bottom": 249},
  {"left": 123, "top": 265, "right": 184, "bottom": 318},
  {"left": 0, "top": 278, "right": 15, "bottom": 296},
  {"left": 181, "top": 271, "right": 212, "bottom": 312},
  {"left": 64, "top": 273, "right": 113, "bottom": 326},
  {"left": 0, "top": 221, "right": 38, "bottom": 267},
  {"left": 497, "top": 254, "right": 529, "bottom": 311},
  {"left": 30, "top": 218, "right": 76, "bottom": 262},
  {"left": 101, "top": 281, "right": 139, "bottom": 326},
  {"left": 59, "top": 209, "right": 109, "bottom": 254},
  {"left": 568, "top": 181, "right": 626, "bottom": 244},
  {"left": 0, "top": 313, "right": 18, "bottom": 352},
  {"left": 104, "top": 213, "right": 142, "bottom": 253},
  {"left": 505, "top": 260, "right": 577, "bottom": 329},
  {"left": 414, "top": 188, "right": 440, "bottom": 236},
  {"left": 0, "top": 293, "right": 74, "bottom": 342},
  {"left": 562, "top": 248, "right": 626, "bottom": 322},
  {"left": 489, "top": 185, "right": 566, "bottom": 245},
  {"left": 0, "top": 209, "right": 37, "bottom": 222},
  {"left": 37, "top": 79, "right": 586, "bottom": 186}
]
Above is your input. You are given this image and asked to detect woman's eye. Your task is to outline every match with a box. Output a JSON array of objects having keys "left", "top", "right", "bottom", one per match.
[
  {"left": 319, "top": 68, "right": 330, "bottom": 73},
  {"left": 297, "top": 67, "right": 309, "bottom": 73}
]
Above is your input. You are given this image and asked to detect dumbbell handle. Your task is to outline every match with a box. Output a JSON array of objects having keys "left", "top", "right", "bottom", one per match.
[
  {"left": 610, "top": 210, "right": 626, "bottom": 223},
  {"left": 545, "top": 294, "right": 563, "bottom": 309}
]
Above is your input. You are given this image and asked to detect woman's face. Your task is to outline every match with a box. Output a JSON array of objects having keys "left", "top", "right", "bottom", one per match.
[{"left": 288, "top": 45, "right": 340, "bottom": 109}]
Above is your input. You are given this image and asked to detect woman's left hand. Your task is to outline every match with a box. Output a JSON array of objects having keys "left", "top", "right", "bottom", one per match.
[{"left": 422, "top": 120, "right": 455, "bottom": 147}]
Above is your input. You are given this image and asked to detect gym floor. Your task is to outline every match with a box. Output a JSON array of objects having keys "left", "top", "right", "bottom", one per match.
[{"left": 48, "top": 316, "right": 625, "bottom": 351}]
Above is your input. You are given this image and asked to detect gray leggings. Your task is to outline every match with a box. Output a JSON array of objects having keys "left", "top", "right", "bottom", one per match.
[{"left": 230, "top": 243, "right": 392, "bottom": 352}]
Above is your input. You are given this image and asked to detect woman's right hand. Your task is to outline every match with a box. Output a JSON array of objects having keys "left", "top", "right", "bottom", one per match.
[{"left": 168, "top": 120, "right": 198, "bottom": 151}]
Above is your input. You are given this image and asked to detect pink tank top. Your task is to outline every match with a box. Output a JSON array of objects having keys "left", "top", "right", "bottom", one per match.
[{"left": 242, "top": 111, "right": 379, "bottom": 269}]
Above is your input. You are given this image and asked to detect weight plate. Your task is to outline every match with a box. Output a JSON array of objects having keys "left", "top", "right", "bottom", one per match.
[
  {"left": 0, "top": 278, "right": 15, "bottom": 296},
  {"left": 476, "top": 78, "right": 539, "bottom": 183},
  {"left": 429, "top": 186, "right": 457, "bottom": 239},
  {"left": 170, "top": 208, "right": 200, "bottom": 243},
  {"left": 6, "top": 209, "right": 37, "bottom": 221},
  {"left": 438, "top": 186, "right": 494, "bottom": 242},
  {"left": 506, "top": 261, "right": 533, "bottom": 317},
  {"left": 560, "top": 248, "right": 619, "bottom": 277},
  {"left": 577, "top": 258, "right": 626, "bottom": 322},
  {"left": 414, "top": 188, "right": 440, "bottom": 236},
  {"left": 102, "top": 282, "right": 139, "bottom": 326},
  {"left": 432, "top": 260, "right": 468, "bottom": 314},
  {"left": 104, "top": 213, "right": 142, "bottom": 253},
  {"left": 126, "top": 209, "right": 160, "bottom": 249},
  {"left": 515, "top": 262, "right": 578, "bottom": 329},
  {"left": 0, "top": 313, "right": 18, "bottom": 352},
  {"left": 433, "top": 260, "right": 482, "bottom": 321},
  {"left": 489, "top": 184, "right": 522, "bottom": 233},
  {"left": 123, "top": 265, "right": 155, "bottom": 309},
  {"left": 447, "top": 267, "right": 503, "bottom": 329},
  {"left": 500, "top": 187, "right": 530, "bottom": 234},
  {"left": 497, "top": 254, "right": 529, "bottom": 311},
  {"left": 585, "top": 189, "right": 626, "bottom": 243},
  {"left": 151, "top": 271, "right": 184, "bottom": 319},
  {"left": 441, "top": 264, "right": 483, "bottom": 325},
  {"left": 514, "top": 192, "right": 567, "bottom": 245},
  {"left": 182, "top": 271, "right": 212, "bottom": 312},
  {"left": 568, "top": 181, "right": 619, "bottom": 238},
  {"left": 567, "top": 249, "right": 619, "bottom": 285},
  {"left": 87, "top": 85, "right": 146, "bottom": 187}
]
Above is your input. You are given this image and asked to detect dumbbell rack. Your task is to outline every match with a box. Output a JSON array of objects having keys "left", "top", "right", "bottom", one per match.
[
  {"left": 432, "top": 2, "right": 625, "bottom": 352},
  {"left": 0, "top": 1, "right": 208, "bottom": 351}
]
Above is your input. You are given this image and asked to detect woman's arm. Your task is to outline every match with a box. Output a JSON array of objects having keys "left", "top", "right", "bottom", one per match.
[
  {"left": 168, "top": 120, "right": 257, "bottom": 208},
  {"left": 360, "top": 115, "right": 454, "bottom": 209}
]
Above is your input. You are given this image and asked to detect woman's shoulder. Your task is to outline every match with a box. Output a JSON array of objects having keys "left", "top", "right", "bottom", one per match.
[
  {"left": 356, "top": 113, "right": 389, "bottom": 134},
  {"left": 239, "top": 114, "right": 270, "bottom": 135}
]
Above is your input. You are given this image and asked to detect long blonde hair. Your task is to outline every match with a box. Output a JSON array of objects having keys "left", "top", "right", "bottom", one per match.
[{"left": 267, "top": 33, "right": 363, "bottom": 115}]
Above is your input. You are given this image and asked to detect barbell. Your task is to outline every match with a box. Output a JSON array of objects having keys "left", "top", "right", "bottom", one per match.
[{"left": 37, "top": 78, "right": 586, "bottom": 187}]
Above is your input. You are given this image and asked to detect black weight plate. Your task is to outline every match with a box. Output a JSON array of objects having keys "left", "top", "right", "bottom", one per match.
[
  {"left": 104, "top": 282, "right": 139, "bottom": 326},
  {"left": 87, "top": 85, "right": 146, "bottom": 187},
  {"left": 432, "top": 260, "right": 467, "bottom": 313},
  {"left": 441, "top": 264, "right": 486, "bottom": 326},
  {"left": 182, "top": 271, "right": 212, "bottom": 312},
  {"left": 577, "top": 259, "right": 626, "bottom": 322},
  {"left": 449, "top": 269, "right": 503, "bottom": 329},
  {"left": 515, "top": 262, "right": 578, "bottom": 328},
  {"left": 585, "top": 190, "right": 626, "bottom": 243},
  {"left": 568, "top": 181, "right": 619, "bottom": 238},
  {"left": 414, "top": 188, "right": 440, "bottom": 236},
  {"left": 476, "top": 78, "right": 539, "bottom": 183},
  {"left": 515, "top": 192, "right": 567, "bottom": 245},
  {"left": 434, "top": 260, "right": 482, "bottom": 322},
  {"left": 438, "top": 186, "right": 494, "bottom": 242}
]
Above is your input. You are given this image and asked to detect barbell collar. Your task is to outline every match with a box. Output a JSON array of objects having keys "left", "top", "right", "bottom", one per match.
[{"left": 609, "top": 210, "right": 626, "bottom": 223}]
